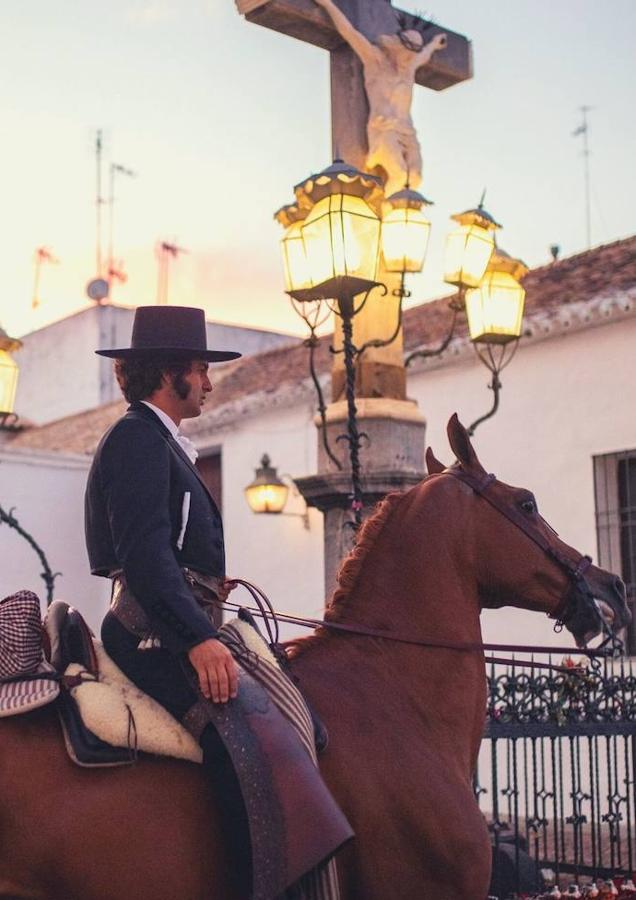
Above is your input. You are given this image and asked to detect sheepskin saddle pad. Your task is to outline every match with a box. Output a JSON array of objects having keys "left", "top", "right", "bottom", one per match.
[{"left": 61, "top": 614, "right": 283, "bottom": 768}]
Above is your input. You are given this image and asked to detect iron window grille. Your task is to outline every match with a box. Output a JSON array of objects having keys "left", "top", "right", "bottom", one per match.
[{"left": 593, "top": 450, "right": 636, "bottom": 654}]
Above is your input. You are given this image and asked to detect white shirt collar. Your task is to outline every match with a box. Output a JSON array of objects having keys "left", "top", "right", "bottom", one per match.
[
  {"left": 140, "top": 401, "right": 199, "bottom": 465},
  {"left": 141, "top": 401, "right": 179, "bottom": 439}
]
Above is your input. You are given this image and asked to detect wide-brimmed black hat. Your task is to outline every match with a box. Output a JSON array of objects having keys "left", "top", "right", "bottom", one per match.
[{"left": 95, "top": 306, "right": 242, "bottom": 362}]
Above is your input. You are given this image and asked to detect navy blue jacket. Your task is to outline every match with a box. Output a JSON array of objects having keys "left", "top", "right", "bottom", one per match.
[{"left": 85, "top": 401, "right": 224, "bottom": 653}]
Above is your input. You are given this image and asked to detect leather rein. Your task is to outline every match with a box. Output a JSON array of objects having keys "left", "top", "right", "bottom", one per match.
[{"left": 223, "top": 469, "right": 623, "bottom": 672}]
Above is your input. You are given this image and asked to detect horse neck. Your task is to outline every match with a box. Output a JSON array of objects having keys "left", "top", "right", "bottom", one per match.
[
  {"left": 303, "top": 482, "right": 487, "bottom": 773},
  {"left": 331, "top": 481, "right": 482, "bottom": 647}
]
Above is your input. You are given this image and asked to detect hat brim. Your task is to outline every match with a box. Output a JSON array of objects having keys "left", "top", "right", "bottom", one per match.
[{"left": 95, "top": 348, "right": 242, "bottom": 362}]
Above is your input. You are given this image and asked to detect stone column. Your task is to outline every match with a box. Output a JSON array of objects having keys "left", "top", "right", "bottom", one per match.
[{"left": 295, "top": 397, "right": 425, "bottom": 597}]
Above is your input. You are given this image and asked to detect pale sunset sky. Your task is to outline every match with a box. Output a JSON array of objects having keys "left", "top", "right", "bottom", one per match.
[{"left": 1, "top": 1, "right": 634, "bottom": 339}]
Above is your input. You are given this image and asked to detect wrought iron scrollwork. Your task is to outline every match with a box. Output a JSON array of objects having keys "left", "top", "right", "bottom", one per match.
[
  {"left": 0, "top": 503, "right": 59, "bottom": 606},
  {"left": 477, "top": 658, "right": 636, "bottom": 891}
]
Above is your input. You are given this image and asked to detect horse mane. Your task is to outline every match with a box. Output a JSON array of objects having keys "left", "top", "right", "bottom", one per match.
[{"left": 285, "top": 490, "right": 406, "bottom": 659}]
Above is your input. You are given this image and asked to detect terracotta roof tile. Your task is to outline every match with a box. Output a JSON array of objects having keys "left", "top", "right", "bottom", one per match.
[{"left": 8, "top": 235, "right": 636, "bottom": 456}]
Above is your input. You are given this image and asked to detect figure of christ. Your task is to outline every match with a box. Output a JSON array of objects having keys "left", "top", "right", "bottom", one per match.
[{"left": 314, "top": 0, "right": 447, "bottom": 197}]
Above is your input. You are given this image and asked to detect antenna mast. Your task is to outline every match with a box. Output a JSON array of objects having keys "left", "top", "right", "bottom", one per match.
[
  {"left": 573, "top": 106, "right": 592, "bottom": 249},
  {"left": 107, "top": 161, "right": 136, "bottom": 294},
  {"left": 95, "top": 130, "right": 104, "bottom": 276},
  {"left": 156, "top": 241, "right": 188, "bottom": 306}
]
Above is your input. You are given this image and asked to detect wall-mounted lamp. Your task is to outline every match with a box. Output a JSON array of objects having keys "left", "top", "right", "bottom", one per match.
[{"left": 244, "top": 455, "right": 309, "bottom": 528}]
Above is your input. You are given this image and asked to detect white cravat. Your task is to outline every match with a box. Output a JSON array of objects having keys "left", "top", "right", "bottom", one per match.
[
  {"left": 141, "top": 401, "right": 199, "bottom": 464},
  {"left": 175, "top": 433, "right": 199, "bottom": 465}
]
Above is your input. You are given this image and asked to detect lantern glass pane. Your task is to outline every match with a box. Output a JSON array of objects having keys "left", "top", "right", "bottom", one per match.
[
  {"left": 381, "top": 206, "right": 431, "bottom": 273},
  {"left": 244, "top": 482, "right": 289, "bottom": 514},
  {"left": 280, "top": 221, "right": 312, "bottom": 293},
  {"left": 301, "top": 194, "right": 380, "bottom": 287},
  {"left": 0, "top": 350, "right": 18, "bottom": 415},
  {"left": 444, "top": 224, "right": 495, "bottom": 288},
  {"left": 465, "top": 271, "right": 526, "bottom": 344}
]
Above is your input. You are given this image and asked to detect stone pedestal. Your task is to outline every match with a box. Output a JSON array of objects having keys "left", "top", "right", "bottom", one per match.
[{"left": 294, "top": 398, "right": 426, "bottom": 597}]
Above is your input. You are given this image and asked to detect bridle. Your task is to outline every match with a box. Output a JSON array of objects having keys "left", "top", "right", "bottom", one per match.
[
  {"left": 442, "top": 468, "right": 603, "bottom": 634},
  {"left": 222, "top": 468, "right": 624, "bottom": 673}
]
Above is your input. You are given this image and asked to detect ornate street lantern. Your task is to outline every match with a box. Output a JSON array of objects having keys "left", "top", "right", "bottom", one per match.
[
  {"left": 381, "top": 187, "right": 433, "bottom": 274},
  {"left": 464, "top": 248, "right": 528, "bottom": 344},
  {"left": 275, "top": 201, "right": 311, "bottom": 294},
  {"left": 0, "top": 327, "right": 22, "bottom": 427},
  {"left": 444, "top": 202, "right": 501, "bottom": 289},
  {"left": 244, "top": 454, "right": 289, "bottom": 515},
  {"left": 288, "top": 159, "right": 383, "bottom": 302}
]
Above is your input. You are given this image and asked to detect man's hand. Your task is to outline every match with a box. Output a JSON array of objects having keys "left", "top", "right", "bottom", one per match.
[
  {"left": 188, "top": 638, "right": 238, "bottom": 703},
  {"left": 217, "top": 578, "right": 238, "bottom": 603}
]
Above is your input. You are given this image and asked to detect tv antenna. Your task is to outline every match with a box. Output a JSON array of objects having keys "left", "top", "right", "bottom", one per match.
[
  {"left": 572, "top": 105, "right": 593, "bottom": 249},
  {"left": 156, "top": 240, "right": 188, "bottom": 305},
  {"left": 87, "top": 129, "right": 109, "bottom": 304},
  {"left": 107, "top": 162, "right": 136, "bottom": 294},
  {"left": 32, "top": 247, "right": 59, "bottom": 310}
]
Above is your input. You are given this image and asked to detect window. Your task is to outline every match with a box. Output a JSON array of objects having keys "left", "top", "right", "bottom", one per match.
[{"left": 593, "top": 451, "right": 636, "bottom": 653}]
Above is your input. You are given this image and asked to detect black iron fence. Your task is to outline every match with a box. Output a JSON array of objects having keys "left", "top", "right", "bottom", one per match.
[{"left": 475, "top": 657, "right": 636, "bottom": 897}]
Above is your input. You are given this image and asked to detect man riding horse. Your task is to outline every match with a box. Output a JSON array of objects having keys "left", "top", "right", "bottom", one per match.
[
  {"left": 84, "top": 306, "right": 254, "bottom": 887},
  {"left": 84, "top": 305, "right": 351, "bottom": 898}
]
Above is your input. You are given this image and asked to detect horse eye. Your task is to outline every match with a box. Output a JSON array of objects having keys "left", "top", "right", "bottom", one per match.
[{"left": 520, "top": 498, "right": 537, "bottom": 515}]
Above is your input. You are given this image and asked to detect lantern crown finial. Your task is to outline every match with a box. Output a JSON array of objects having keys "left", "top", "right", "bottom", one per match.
[
  {"left": 385, "top": 187, "right": 433, "bottom": 210},
  {"left": 293, "top": 158, "right": 384, "bottom": 212}
]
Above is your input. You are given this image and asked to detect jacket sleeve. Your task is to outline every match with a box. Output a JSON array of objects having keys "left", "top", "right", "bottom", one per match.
[{"left": 100, "top": 418, "right": 217, "bottom": 654}]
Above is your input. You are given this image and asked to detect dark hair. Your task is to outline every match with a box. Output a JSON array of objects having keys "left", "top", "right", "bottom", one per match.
[{"left": 114, "top": 357, "right": 193, "bottom": 403}]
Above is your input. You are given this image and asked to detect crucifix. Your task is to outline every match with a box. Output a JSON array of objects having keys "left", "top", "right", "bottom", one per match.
[{"left": 236, "top": 0, "right": 472, "bottom": 401}]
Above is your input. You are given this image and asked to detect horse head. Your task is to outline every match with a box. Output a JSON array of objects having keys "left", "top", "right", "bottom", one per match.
[{"left": 427, "top": 414, "right": 631, "bottom": 648}]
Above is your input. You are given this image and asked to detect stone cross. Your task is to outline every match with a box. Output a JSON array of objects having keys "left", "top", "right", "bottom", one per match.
[
  {"left": 236, "top": 0, "right": 471, "bottom": 171},
  {"left": 236, "top": 0, "right": 472, "bottom": 402}
]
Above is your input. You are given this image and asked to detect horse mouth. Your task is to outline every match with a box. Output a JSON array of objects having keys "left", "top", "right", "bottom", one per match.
[{"left": 573, "top": 587, "right": 630, "bottom": 648}]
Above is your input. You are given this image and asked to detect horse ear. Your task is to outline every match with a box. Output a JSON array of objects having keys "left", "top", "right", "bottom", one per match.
[
  {"left": 425, "top": 446, "right": 446, "bottom": 474},
  {"left": 447, "top": 413, "right": 484, "bottom": 471}
]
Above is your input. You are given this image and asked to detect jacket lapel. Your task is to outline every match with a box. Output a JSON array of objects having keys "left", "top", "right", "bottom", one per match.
[{"left": 126, "top": 403, "right": 219, "bottom": 510}]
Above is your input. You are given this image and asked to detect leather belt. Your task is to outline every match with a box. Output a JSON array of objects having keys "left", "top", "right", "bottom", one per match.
[{"left": 109, "top": 569, "right": 222, "bottom": 647}]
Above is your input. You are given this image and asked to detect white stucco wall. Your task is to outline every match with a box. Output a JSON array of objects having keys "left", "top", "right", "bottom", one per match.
[
  {"left": 0, "top": 448, "right": 110, "bottom": 633},
  {"left": 15, "top": 307, "right": 102, "bottom": 426},
  {"left": 15, "top": 304, "right": 295, "bottom": 426},
  {"left": 196, "top": 395, "right": 325, "bottom": 641}
]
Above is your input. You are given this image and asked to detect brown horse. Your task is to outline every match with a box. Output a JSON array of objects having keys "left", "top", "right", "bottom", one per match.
[{"left": 0, "top": 416, "right": 629, "bottom": 900}]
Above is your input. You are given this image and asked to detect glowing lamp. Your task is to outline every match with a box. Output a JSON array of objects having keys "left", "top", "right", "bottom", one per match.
[
  {"left": 285, "top": 160, "right": 383, "bottom": 301},
  {"left": 244, "top": 454, "right": 289, "bottom": 515},
  {"left": 0, "top": 327, "right": 22, "bottom": 421},
  {"left": 444, "top": 204, "right": 501, "bottom": 289},
  {"left": 274, "top": 203, "right": 311, "bottom": 294},
  {"left": 464, "top": 249, "right": 528, "bottom": 344},
  {"left": 381, "top": 188, "right": 433, "bottom": 273}
]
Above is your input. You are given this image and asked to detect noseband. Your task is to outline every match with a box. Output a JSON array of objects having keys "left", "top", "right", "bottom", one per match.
[{"left": 444, "top": 468, "right": 622, "bottom": 655}]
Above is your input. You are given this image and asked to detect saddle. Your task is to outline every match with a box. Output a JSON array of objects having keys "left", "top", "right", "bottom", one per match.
[{"left": 45, "top": 601, "right": 141, "bottom": 767}]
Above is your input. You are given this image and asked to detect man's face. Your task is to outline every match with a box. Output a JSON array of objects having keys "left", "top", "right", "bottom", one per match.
[{"left": 172, "top": 359, "right": 212, "bottom": 419}]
